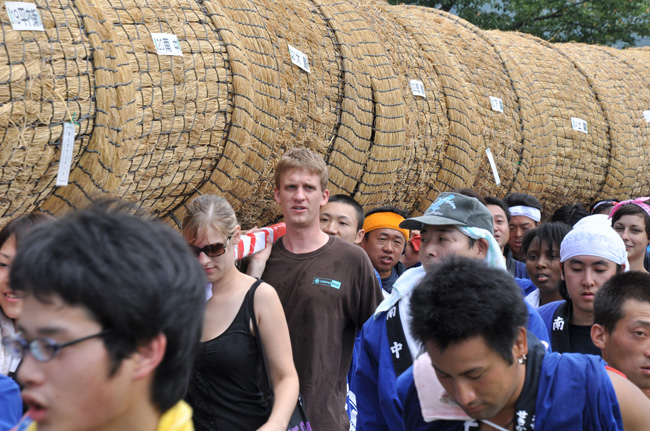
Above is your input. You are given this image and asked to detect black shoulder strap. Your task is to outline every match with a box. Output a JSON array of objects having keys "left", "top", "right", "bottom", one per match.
[
  {"left": 385, "top": 302, "right": 413, "bottom": 376},
  {"left": 248, "top": 279, "right": 273, "bottom": 392}
]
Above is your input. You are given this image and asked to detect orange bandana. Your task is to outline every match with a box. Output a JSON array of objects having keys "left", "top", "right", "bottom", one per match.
[{"left": 362, "top": 212, "right": 409, "bottom": 240}]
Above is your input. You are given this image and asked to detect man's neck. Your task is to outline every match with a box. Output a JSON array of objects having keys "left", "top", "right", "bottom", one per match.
[
  {"left": 94, "top": 395, "right": 161, "bottom": 431},
  {"left": 283, "top": 225, "right": 330, "bottom": 254},
  {"left": 484, "top": 362, "right": 526, "bottom": 430},
  {"left": 570, "top": 306, "right": 593, "bottom": 326}
]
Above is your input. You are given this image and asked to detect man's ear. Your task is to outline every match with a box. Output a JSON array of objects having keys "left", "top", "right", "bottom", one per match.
[
  {"left": 354, "top": 229, "right": 365, "bottom": 245},
  {"left": 591, "top": 324, "right": 608, "bottom": 350},
  {"left": 320, "top": 189, "right": 330, "bottom": 207},
  {"left": 476, "top": 238, "right": 489, "bottom": 259},
  {"left": 513, "top": 327, "right": 528, "bottom": 359},
  {"left": 132, "top": 333, "right": 167, "bottom": 381}
]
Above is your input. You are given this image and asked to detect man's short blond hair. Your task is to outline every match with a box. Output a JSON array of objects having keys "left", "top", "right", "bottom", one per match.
[{"left": 274, "top": 147, "right": 329, "bottom": 190}]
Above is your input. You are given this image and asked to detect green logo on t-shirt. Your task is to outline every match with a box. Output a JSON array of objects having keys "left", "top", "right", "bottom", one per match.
[{"left": 313, "top": 277, "right": 341, "bottom": 289}]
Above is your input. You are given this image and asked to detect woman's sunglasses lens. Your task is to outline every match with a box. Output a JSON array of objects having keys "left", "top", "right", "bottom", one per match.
[
  {"left": 192, "top": 243, "right": 226, "bottom": 258},
  {"left": 205, "top": 244, "right": 226, "bottom": 257}
]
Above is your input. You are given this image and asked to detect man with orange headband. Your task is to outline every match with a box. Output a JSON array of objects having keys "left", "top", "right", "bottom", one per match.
[{"left": 360, "top": 206, "right": 410, "bottom": 296}]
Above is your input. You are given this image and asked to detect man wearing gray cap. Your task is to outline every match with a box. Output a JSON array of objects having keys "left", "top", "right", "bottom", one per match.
[{"left": 348, "top": 192, "right": 549, "bottom": 431}]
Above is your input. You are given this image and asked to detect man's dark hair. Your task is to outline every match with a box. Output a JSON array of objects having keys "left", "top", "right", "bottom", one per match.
[
  {"left": 520, "top": 222, "right": 571, "bottom": 258},
  {"left": 485, "top": 196, "right": 511, "bottom": 222},
  {"left": 454, "top": 188, "right": 487, "bottom": 206},
  {"left": 409, "top": 256, "right": 528, "bottom": 364},
  {"left": 594, "top": 271, "right": 650, "bottom": 333},
  {"left": 365, "top": 205, "right": 409, "bottom": 219},
  {"left": 611, "top": 203, "right": 650, "bottom": 240},
  {"left": 10, "top": 200, "right": 206, "bottom": 412},
  {"left": 550, "top": 203, "right": 589, "bottom": 227},
  {"left": 503, "top": 193, "right": 543, "bottom": 212},
  {"left": 327, "top": 194, "right": 365, "bottom": 231}
]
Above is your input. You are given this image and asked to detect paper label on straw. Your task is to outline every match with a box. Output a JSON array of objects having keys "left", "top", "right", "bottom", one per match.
[
  {"left": 570, "top": 117, "right": 588, "bottom": 134},
  {"left": 643, "top": 110, "right": 650, "bottom": 123},
  {"left": 489, "top": 96, "right": 504, "bottom": 113},
  {"left": 5, "top": 2, "right": 44, "bottom": 31},
  {"left": 410, "top": 80, "right": 426, "bottom": 98},
  {"left": 288, "top": 44, "right": 310, "bottom": 73},
  {"left": 485, "top": 148, "right": 501, "bottom": 186},
  {"left": 151, "top": 33, "right": 183, "bottom": 56},
  {"left": 56, "top": 122, "right": 76, "bottom": 187}
]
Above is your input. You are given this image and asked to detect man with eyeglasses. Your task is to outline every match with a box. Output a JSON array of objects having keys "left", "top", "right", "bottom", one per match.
[{"left": 4, "top": 200, "right": 206, "bottom": 431}]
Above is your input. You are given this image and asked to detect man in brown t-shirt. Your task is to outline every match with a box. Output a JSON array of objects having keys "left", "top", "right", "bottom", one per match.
[{"left": 249, "top": 148, "right": 382, "bottom": 431}]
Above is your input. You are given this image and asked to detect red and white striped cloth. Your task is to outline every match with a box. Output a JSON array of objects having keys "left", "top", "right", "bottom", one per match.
[{"left": 234, "top": 222, "right": 286, "bottom": 260}]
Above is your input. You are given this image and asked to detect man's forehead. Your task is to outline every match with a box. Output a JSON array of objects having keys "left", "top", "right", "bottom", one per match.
[
  {"left": 566, "top": 256, "right": 616, "bottom": 266},
  {"left": 487, "top": 204, "right": 507, "bottom": 218},
  {"left": 370, "top": 227, "right": 406, "bottom": 239},
  {"left": 620, "top": 298, "right": 650, "bottom": 321},
  {"left": 321, "top": 202, "right": 356, "bottom": 219},
  {"left": 18, "top": 294, "right": 98, "bottom": 334},
  {"left": 280, "top": 168, "right": 320, "bottom": 183},
  {"left": 509, "top": 215, "right": 535, "bottom": 225}
]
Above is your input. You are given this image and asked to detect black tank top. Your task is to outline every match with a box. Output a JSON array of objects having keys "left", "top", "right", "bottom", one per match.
[{"left": 186, "top": 280, "right": 271, "bottom": 431}]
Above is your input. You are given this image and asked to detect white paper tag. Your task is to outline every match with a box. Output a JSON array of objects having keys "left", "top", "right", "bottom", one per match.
[
  {"left": 485, "top": 148, "right": 501, "bottom": 186},
  {"left": 643, "top": 110, "right": 650, "bottom": 123},
  {"left": 5, "top": 2, "right": 44, "bottom": 31},
  {"left": 409, "top": 80, "right": 426, "bottom": 98},
  {"left": 570, "top": 117, "right": 588, "bottom": 134},
  {"left": 288, "top": 44, "right": 310, "bottom": 73},
  {"left": 56, "top": 122, "right": 76, "bottom": 187},
  {"left": 151, "top": 33, "right": 183, "bottom": 56},
  {"left": 489, "top": 96, "right": 504, "bottom": 113}
]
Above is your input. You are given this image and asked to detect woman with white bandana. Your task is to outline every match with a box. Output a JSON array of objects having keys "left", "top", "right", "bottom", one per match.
[{"left": 537, "top": 215, "right": 627, "bottom": 354}]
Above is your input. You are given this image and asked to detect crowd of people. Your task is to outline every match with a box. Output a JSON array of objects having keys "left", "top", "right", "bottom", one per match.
[{"left": 1, "top": 147, "right": 650, "bottom": 431}]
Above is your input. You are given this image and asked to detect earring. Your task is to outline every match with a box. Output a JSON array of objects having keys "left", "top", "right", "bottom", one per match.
[{"left": 518, "top": 354, "right": 527, "bottom": 365}]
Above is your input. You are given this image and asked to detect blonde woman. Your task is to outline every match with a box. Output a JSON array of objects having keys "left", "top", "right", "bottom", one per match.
[{"left": 182, "top": 195, "right": 299, "bottom": 431}]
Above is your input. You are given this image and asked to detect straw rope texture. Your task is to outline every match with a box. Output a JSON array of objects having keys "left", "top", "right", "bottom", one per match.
[{"left": 1, "top": 0, "right": 649, "bottom": 228}]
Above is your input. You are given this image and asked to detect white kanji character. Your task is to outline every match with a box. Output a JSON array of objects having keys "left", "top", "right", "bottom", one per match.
[{"left": 390, "top": 342, "right": 403, "bottom": 358}]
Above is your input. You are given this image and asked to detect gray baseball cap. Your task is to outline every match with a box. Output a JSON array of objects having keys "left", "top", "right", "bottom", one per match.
[{"left": 400, "top": 192, "right": 494, "bottom": 235}]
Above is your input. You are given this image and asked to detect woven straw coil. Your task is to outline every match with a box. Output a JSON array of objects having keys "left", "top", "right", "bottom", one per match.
[{"left": 0, "top": 0, "right": 648, "bottom": 227}]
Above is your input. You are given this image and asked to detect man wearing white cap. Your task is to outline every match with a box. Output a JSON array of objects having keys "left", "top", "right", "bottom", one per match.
[
  {"left": 538, "top": 215, "right": 627, "bottom": 354},
  {"left": 503, "top": 193, "right": 543, "bottom": 262}
]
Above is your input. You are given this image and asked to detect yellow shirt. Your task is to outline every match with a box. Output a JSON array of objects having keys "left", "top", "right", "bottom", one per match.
[{"left": 18, "top": 400, "right": 193, "bottom": 431}]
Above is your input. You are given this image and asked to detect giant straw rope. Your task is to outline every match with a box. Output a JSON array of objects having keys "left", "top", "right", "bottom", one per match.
[{"left": 1, "top": 0, "right": 649, "bottom": 227}]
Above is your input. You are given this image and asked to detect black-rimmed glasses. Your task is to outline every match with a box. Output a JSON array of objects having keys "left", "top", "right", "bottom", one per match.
[
  {"left": 2, "top": 329, "right": 110, "bottom": 362},
  {"left": 190, "top": 235, "right": 232, "bottom": 258}
]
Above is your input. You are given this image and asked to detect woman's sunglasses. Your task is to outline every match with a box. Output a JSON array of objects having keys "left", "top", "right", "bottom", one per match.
[{"left": 190, "top": 236, "right": 232, "bottom": 258}]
